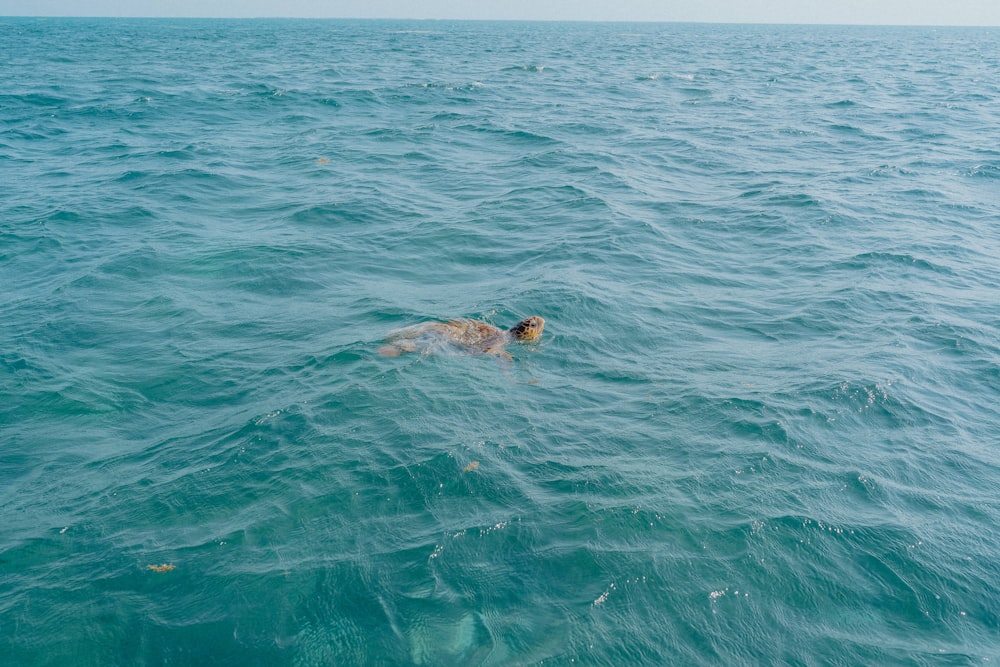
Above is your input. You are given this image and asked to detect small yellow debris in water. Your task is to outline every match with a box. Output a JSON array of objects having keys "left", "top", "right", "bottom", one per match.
[
  {"left": 146, "top": 563, "right": 176, "bottom": 573},
  {"left": 316, "top": 157, "right": 330, "bottom": 164},
  {"left": 462, "top": 461, "right": 480, "bottom": 473}
]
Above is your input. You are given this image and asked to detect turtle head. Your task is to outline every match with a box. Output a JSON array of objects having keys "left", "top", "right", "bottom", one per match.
[{"left": 509, "top": 316, "right": 545, "bottom": 341}]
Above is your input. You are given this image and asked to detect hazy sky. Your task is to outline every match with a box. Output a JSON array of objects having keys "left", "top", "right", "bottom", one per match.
[{"left": 3, "top": 0, "right": 1000, "bottom": 26}]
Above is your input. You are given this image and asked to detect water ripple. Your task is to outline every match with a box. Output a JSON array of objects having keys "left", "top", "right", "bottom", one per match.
[{"left": 3, "top": 17, "right": 1000, "bottom": 667}]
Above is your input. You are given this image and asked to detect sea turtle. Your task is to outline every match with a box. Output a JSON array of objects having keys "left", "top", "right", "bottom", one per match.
[{"left": 377, "top": 315, "right": 545, "bottom": 360}]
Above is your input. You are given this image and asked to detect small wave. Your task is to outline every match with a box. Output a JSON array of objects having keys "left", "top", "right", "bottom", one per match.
[
  {"left": 678, "top": 85, "right": 712, "bottom": 97},
  {"left": 455, "top": 123, "right": 559, "bottom": 146},
  {"left": 736, "top": 181, "right": 782, "bottom": 198},
  {"left": 403, "top": 81, "right": 484, "bottom": 93},
  {"left": 114, "top": 169, "right": 149, "bottom": 183},
  {"left": 502, "top": 64, "right": 546, "bottom": 73},
  {"left": 5, "top": 92, "right": 65, "bottom": 108},
  {"left": 828, "top": 123, "right": 866, "bottom": 135},
  {"left": 760, "top": 191, "right": 824, "bottom": 209},
  {"left": 843, "top": 251, "right": 949, "bottom": 274},
  {"left": 36, "top": 208, "right": 83, "bottom": 224},
  {"left": 636, "top": 72, "right": 695, "bottom": 82},
  {"left": 156, "top": 146, "right": 195, "bottom": 160},
  {"left": 965, "top": 164, "right": 1000, "bottom": 178},
  {"left": 288, "top": 201, "right": 384, "bottom": 227},
  {"left": 472, "top": 184, "right": 606, "bottom": 216},
  {"left": 428, "top": 111, "right": 469, "bottom": 122},
  {"left": 868, "top": 164, "right": 915, "bottom": 177}
]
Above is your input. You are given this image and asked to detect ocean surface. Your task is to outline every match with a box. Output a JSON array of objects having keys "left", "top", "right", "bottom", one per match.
[{"left": 3, "top": 17, "right": 1000, "bottom": 665}]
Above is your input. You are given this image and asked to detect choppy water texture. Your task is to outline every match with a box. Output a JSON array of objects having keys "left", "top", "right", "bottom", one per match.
[{"left": 3, "top": 17, "right": 1000, "bottom": 665}]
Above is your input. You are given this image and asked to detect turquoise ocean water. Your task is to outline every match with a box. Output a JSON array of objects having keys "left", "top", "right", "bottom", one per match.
[{"left": 3, "top": 17, "right": 1000, "bottom": 665}]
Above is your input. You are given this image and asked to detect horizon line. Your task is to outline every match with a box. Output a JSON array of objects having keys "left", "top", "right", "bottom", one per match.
[{"left": 3, "top": 15, "right": 999, "bottom": 28}]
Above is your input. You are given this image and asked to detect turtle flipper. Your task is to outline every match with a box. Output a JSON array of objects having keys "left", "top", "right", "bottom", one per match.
[{"left": 378, "top": 339, "right": 418, "bottom": 356}]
